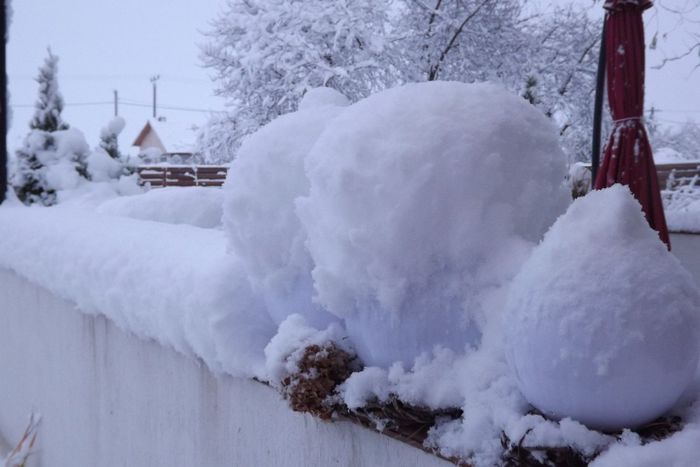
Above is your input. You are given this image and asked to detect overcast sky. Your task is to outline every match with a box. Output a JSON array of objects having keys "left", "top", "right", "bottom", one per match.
[
  {"left": 7, "top": 0, "right": 700, "bottom": 154},
  {"left": 7, "top": 0, "right": 225, "bottom": 152}
]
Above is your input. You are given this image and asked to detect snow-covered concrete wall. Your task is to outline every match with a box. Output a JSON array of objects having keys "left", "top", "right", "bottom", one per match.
[{"left": 0, "top": 269, "right": 450, "bottom": 467}]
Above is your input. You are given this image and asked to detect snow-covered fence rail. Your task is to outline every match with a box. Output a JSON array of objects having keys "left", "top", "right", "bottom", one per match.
[
  {"left": 572, "top": 162, "right": 700, "bottom": 195},
  {"left": 137, "top": 165, "right": 228, "bottom": 188},
  {"left": 657, "top": 162, "right": 700, "bottom": 191}
]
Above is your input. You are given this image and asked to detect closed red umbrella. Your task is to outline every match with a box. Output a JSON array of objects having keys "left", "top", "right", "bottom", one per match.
[{"left": 594, "top": 0, "right": 670, "bottom": 248}]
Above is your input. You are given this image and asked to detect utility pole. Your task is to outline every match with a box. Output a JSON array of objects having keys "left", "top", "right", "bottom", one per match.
[
  {"left": 0, "top": 0, "right": 7, "bottom": 204},
  {"left": 113, "top": 89, "right": 119, "bottom": 116},
  {"left": 150, "top": 75, "right": 160, "bottom": 119}
]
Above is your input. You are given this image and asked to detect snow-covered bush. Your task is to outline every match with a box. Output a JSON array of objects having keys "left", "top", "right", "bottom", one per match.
[
  {"left": 99, "top": 116, "right": 126, "bottom": 161},
  {"left": 88, "top": 116, "right": 133, "bottom": 183},
  {"left": 223, "top": 88, "right": 350, "bottom": 329},
  {"left": 504, "top": 185, "right": 700, "bottom": 430},
  {"left": 13, "top": 128, "right": 90, "bottom": 205},
  {"left": 297, "top": 81, "right": 570, "bottom": 366}
]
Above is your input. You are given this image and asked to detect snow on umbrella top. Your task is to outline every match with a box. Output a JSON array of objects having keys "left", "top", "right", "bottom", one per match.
[{"left": 594, "top": 0, "right": 670, "bottom": 248}]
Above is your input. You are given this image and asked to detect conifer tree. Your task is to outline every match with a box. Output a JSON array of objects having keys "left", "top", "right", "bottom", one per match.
[
  {"left": 13, "top": 49, "right": 88, "bottom": 205},
  {"left": 30, "top": 49, "right": 69, "bottom": 132}
]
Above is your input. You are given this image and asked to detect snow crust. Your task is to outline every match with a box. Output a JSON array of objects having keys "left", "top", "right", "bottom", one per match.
[
  {"left": 298, "top": 81, "right": 570, "bottom": 366},
  {"left": 505, "top": 185, "right": 700, "bottom": 430}
]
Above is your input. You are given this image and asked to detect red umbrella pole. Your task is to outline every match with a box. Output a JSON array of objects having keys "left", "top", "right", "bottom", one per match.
[{"left": 594, "top": 0, "right": 670, "bottom": 249}]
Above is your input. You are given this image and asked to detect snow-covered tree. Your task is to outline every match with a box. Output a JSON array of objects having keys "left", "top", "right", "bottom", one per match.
[
  {"left": 391, "top": 1, "right": 600, "bottom": 162},
  {"left": 201, "top": 0, "right": 397, "bottom": 144},
  {"left": 201, "top": 0, "right": 601, "bottom": 163},
  {"left": 521, "top": 5, "right": 601, "bottom": 162},
  {"left": 392, "top": 0, "right": 528, "bottom": 83},
  {"left": 99, "top": 116, "right": 125, "bottom": 160},
  {"left": 12, "top": 50, "right": 89, "bottom": 205},
  {"left": 650, "top": 119, "right": 700, "bottom": 161},
  {"left": 194, "top": 112, "right": 240, "bottom": 164},
  {"left": 30, "top": 49, "right": 69, "bottom": 132}
]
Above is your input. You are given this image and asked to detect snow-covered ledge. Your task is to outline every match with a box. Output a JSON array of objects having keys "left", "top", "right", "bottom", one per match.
[{"left": 0, "top": 268, "right": 450, "bottom": 467}]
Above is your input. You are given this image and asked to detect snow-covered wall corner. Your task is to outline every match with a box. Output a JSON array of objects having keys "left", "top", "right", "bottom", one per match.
[{"left": 0, "top": 269, "right": 450, "bottom": 467}]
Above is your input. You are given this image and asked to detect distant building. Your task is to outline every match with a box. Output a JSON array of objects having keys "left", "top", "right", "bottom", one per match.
[{"left": 132, "top": 118, "right": 201, "bottom": 164}]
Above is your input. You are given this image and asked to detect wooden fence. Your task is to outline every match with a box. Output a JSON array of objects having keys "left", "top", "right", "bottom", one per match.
[
  {"left": 656, "top": 162, "right": 700, "bottom": 190},
  {"left": 137, "top": 166, "right": 229, "bottom": 188},
  {"left": 136, "top": 162, "right": 699, "bottom": 191}
]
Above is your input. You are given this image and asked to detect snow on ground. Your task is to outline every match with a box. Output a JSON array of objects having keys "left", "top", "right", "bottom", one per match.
[
  {"left": 98, "top": 187, "right": 224, "bottom": 229},
  {"left": 1, "top": 82, "right": 700, "bottom": 466}
]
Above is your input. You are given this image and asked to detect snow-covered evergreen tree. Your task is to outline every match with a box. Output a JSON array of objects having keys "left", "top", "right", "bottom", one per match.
[
  {"left": 30, "top": 49, "right": 69, "bottom": 132},
  {"left": 12, "top": 49, "right": 89, "bottom": 205}
]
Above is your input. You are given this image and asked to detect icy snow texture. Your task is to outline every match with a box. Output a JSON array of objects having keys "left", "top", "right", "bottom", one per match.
[
  {"left": 504, "top": 185, "right": 700, "bottom": 430},
  {"left": 98, "top": 187, "right": 224, "bottom": 229},
  {"left": 298, "top": 81, "right": 570, "bottom": 366},
  {"left": 223, "top": 102, "right": 346, "bottom": 329}
]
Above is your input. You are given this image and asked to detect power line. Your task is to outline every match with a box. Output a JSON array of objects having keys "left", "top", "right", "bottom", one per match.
[
  {"left": 13, "top": 101, "right": 113, "bottom": 108},
  {"left": 13, "top": 100, "right": 225, "bottom": 114}
]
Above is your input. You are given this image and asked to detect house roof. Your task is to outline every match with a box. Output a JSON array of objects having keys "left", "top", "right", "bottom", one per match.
[{"left": 132, "top": 119, "right": 201, "bottom": 154}]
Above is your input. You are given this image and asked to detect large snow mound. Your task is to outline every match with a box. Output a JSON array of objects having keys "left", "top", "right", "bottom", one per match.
[
  {"left": 504, "top": 185, "right": 700, "bottom": 430},
  {"left": 298, "top": 81, "right": 570, "bottom": 366},
  {"left": 98, "top": 187, "right": 224, "bottom": 229},
  {"left": 223, "top": 103, "right": 346, "bottom": 329}
]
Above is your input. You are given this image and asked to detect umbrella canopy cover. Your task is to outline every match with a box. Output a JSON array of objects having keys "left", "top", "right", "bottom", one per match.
[{"left": 595, "top": 0, "right": 670, "bottom": 248}]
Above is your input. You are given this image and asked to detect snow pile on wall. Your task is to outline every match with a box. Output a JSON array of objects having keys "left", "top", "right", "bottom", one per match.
[
  {"left": 223, "top": 97, "right": 347, "bottom": 329},
  {"left": 505, "top": 185, "right": 700, "bottom": 430},
  {"left": 98, "top": 187, "right": 224, "bottom": 229},
  {"left": 297, "top": 82, "right": 569, "bottom": 366}
]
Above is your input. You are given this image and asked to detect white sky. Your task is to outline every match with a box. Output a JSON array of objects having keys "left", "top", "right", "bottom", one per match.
[{"left": 7, "top": 0, "right": 700, "bottom": 155}]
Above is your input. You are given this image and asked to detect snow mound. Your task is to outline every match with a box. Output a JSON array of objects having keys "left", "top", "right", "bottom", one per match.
[
  {"left": 223, "top": 104, "right": 345, "bottom": 328},
  {"left": 298, "top": 81, "right": 570, "bottom": 366},
  {"left": 298, "top": 87, "right": 350, "bottom": 111},
  {"left": 504, "top": 185, "right": 700, "bottom": 430},
  {"left": 98, "top": 187, "right": 224, "bottom": 229}
]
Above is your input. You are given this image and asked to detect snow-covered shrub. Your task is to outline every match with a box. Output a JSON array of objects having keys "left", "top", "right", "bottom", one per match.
[
  {"left": 99, "top": 116, "right": 126, "bottom": 160},
  {"left": 504, "top": 185, "right": 700, "bottom": 430},
  {"left": 298, "top": 81, "right": 570, "bottom": 366},
  {"left": 89, "top": 117, "right": 134, "bottom": 182},
  {"left": 13, "top": 128, "right": 90, "bottom": 205},
  {"left": 223, "top": 89, "right": 349, "bottom": 329}
]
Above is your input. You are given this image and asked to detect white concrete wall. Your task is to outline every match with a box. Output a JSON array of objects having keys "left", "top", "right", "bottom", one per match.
[{"left": 0, "top": 269, "right": 451, "bottom": 467}]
